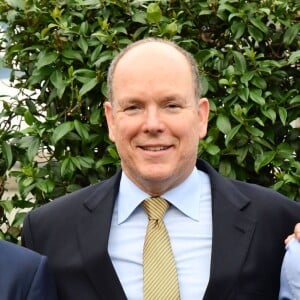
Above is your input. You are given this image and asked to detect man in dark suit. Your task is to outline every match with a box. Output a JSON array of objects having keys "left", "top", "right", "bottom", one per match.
[
  {"left": 22, "top": 38, "right": 300, "bottom": 300},
  {"left": 0, "top": 239, "right": 58, "bottom": 300}
]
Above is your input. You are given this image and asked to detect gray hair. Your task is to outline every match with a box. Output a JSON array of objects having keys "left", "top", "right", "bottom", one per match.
[{"left": 106, "top": 38, "right": 201, "bottom": 103}]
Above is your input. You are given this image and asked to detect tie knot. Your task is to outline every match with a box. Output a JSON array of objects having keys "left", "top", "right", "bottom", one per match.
[{"left": 143, "top": 197, "right": 169, "bottom": 220}]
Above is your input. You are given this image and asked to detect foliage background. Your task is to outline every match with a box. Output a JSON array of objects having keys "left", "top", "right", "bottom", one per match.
[{"left": 0, "top": 0, "right": 299, "bottom": 243}]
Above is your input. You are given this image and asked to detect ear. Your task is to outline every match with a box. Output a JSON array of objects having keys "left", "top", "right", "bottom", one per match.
[
  {"left": 104, "top": 101, "right": 116, "bottom": 142},
  {"left": 197, "top": 97, "right": 210, "bottom": 139}
]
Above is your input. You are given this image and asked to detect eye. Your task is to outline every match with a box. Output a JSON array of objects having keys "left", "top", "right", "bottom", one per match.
[
  {"left": 167, "top": 103, "right": 179, "bottom": 108},
  {"left": 165, "top": 102, "right": 181, "bottom": 111},
  {"left": 123, "top": 104, "right": 142, "bottom": 115},
  {"left": 125, "top": 105, "right": 139, "bottom": 111}
]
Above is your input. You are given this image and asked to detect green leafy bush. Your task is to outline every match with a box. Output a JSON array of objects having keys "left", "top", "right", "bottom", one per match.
[{"left": 0, "top": 0, "right": 299, "bottom": 242}]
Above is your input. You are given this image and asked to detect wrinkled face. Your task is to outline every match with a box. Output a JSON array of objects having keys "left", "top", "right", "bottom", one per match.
[{"left": 105, "top": 42, "right": 209, "bottom": 195}]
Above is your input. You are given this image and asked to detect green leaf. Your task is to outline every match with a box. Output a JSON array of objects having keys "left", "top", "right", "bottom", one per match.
[
  {"left": 219, "top": 78, "right": 229, "bottom": 85},
  {"left": 11, "top": 212, "right": 27, "bottom": 227},
  {"left": 36, "top": 179, "right": 55, "bottom": 193},
  {"left": 199, "top": 75, "right": 209, "bottom": 96},
  {"left": 206, "top": 144, "right": 220, "bottom": 155},
  {"left": 237, "top": 87, "right": 249, "bottom": 102},
  {"left": 79, "top": 21, "right": 89, "bottom": 35},
  {"left": 230, "top": 21, "right": 246, "bottom": 41},
  {"left": 246, "top": 126, "right": 264, "bottom": 138},
  {"left": 254, "top": 117, "right": 264, "bottom": 127},
  {"left": 36, "top": 52, "right": 58, "bottom": 69},
  {"left": 288, "top": 50, "right": 300, "bottom": 64},
  {"left": 66, "top": 184, "right": 81, "bottom": 193},
  {"left": 90, "top": 45, "right": 103, "bottom": 64},
  {"left": 61, "top": 157, "right": 75, "bottom": 177},
  {"left": 70, "top": 156, "right": 81, "bottom": 170},
  {"left": 225, "top": 124, "right": 242, "bottom": 147},
  {"left": 79, "top": 77, "right": 98, "bottom": 97},
  {"left": 62, "top": 49, "right": 83, "bottom": 63},
  {"left": 132, "top": 26, "right": 148, "bottom": 40},
  {"left": 24, "top": 110, "right": 35, "bottom": 125},
  {"left": 290, "top": 95, "right": 300, "bottom": 104},
  {"left": 249, "top": 88, "right": 265, "bottom": 105},
  {"left": 283, "top": 25, "right": 299, "bottom": 46},
  {"left": 114, "top": 25, "right": 127, "bottom": 35},
  {"left": 17, "top": 136, "right": 40, "bottom": 161},
  {"left": 219, "top": 160, "right": 231, "bottom": 177},
  {"left": 6, "top": 0, "right": 25, "bottom": 10},
  {"left": 250, "top": 18, "right": 268, "bottom": 34},
  {"left": 29, "top": 66, "right": 53, "bottom": 85},
  {"left": 241, "top": 71, "right": 255, "bottom": 83},
  {"left": 217, "top": 114, "right": 231, "bottom": 134},
  {"left": 77, "top": 156, "right": 94, "bottom": 168},
  {"left": 146, "top": 3, "right": 162, "bottom": 23},
  {"left": 96, "top": 157, "right": 116, "bottom": 168},
  {"left": 78, "top": 36, "right": 89, "bottom": 55},
  {"left": 90, "top": 109, "right": 101, "bottom": 125},
  {"left": 283, "top": 174, "right": 298, "bottom": 184},
  {"left": 278, "top": 107, "right": 287, "bottom": 125},
  {"left": 233, "top": 51, "right": 246, "bottom": 74},
  {"left": 27, "top": 137, "right": 40, "bottom": 161},
  {"left": 251, "top": 76, "right": 267, "bottom": 89},
  {"left": 2, "top": 141, "right": 13, "bottom": 169},
  {"left": 218, "top": 3, "right": 235, "bottom": 14},
  {"left": 107, "top": 146, "right": 119, "bottom": 160},
  {"left": 74, "top": 120, "right": 90, "bottom": 141},
  {"left": 132, "top": 11, "right": 147, "bottom": 24},
  {"left": 50, "top": 70, "right": 67, "bottom": 98},
  {"left": 236, "top": 146, "right": 248, "bottom": 164},
  {"left": 0, "top": 200, "right": 14, "bottom": 213},
  {"left": 165, "top": 21, "right": 178, "bottom": 36},
  {"left": 23, "top": 177, "right": 34, "bottom": 187},
  {"left": 93, "top": 51, "right": 113, "bottom": 68},
  {"left": 101, "top": 82, "right": 108, "bottom": 98},
  {"left": 52, "top": 122, "right": 74, "bottom": 144},
  {"left": 255, "top": 151, "right": 276, "bottom": 172},
  {"left": 199, "top": 9, "right": 212, "bottom": 16},
  {"left": 277, "top": 143, "right": 294, "bottom": 158},
  {"left": 261, "top": 108, "right": 276, "bottom": 124},
  {"left": 248, "top": 25, "right": 263, "bottom": 42}
]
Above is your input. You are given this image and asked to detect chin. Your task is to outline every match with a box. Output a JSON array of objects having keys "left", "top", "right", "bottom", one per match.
[{"left": 140, "top": 170, "right": 174, "bottom": 184}]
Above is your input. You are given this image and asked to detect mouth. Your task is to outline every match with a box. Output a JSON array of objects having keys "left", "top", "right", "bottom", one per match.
[{"left": 139, "top": 145, "right": 171, "bottom": 151}]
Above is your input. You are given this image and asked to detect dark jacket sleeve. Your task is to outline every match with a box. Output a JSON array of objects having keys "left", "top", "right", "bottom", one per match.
[{"left": 26, "top": 255, "right": 58, "bottom": 300}]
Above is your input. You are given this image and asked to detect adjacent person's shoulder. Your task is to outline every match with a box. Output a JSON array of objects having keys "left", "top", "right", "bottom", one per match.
[
  {"left": 0, "top": 239, "right": 44, "bottom": 264},
  {"left": 280, "top": 238, "right": 300, "bottom": 300},
  {"left": 0, "top": 240, "right": 48, "bottom": 281},
  {"left": 283, "top": 238, "right": 300, "bottom": 264}
]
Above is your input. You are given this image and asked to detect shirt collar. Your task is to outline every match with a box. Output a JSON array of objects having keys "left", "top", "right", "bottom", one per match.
[{"left": 117, "top": 168, "right": 210, "bottom": 224}]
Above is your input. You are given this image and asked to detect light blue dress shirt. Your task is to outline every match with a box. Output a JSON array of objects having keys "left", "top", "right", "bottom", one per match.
[
  {"left": 108, "top": 167, "right": 212, "bottom": 299},
  {"left": 279, "top": 238, "right": 300, "bottom": 300}
]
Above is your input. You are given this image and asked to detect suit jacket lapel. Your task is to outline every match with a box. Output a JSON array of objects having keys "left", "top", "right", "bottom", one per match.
[
  {"left": 197, "top": 161, "right": 257, "bottom": 299},
  {"left": 76, "top": 170, "right": 127, "bottom": 300}
]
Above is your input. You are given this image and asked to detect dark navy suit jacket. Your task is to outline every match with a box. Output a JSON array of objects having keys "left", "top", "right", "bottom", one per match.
[
  {"left": 22, "top": 160, "right": 300, "bottom": 300},
  {"left": 0, "top": 240, "right": 58, "bottom": 300}
]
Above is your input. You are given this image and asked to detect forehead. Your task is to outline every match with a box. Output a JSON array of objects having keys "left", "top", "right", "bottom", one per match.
[{"left": 114, "top": 42, "right": 192, "bottom": 79}]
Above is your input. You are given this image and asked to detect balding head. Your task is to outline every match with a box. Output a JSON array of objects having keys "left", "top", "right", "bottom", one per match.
[{"left": 107, "top": 38, "right": 201, "bottom": 103}]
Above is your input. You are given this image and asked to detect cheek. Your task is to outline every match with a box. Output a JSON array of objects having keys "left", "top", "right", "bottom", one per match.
[
  {"left": 113, "top": 119, "right": 138, "bottom": 144},
  {"left": 172, "top": 118, "right": 200, "bottom": 139}
]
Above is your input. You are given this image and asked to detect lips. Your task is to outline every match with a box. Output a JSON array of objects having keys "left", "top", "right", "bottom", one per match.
[{"left": 139, "top": 145, "right": 171, "bottom": 151}]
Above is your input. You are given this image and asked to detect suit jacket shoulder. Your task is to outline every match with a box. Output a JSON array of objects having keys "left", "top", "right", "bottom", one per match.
[{"left": 0, "top": 240, "right": 58, "bottom": 300}]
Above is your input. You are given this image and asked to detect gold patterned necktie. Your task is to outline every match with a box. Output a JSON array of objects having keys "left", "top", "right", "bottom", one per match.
[{"left": 142, "top": 197, "right": 180, "bottom": 300}]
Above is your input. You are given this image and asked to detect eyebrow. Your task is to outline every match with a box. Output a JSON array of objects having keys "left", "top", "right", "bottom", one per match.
[{"left": 116, "top": 93, "right": 187, "bottom": 106}]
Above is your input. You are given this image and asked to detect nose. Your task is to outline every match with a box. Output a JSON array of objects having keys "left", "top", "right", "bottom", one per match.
[{"left": 142, "top": 107, "right": 165, "bottom": 133}]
